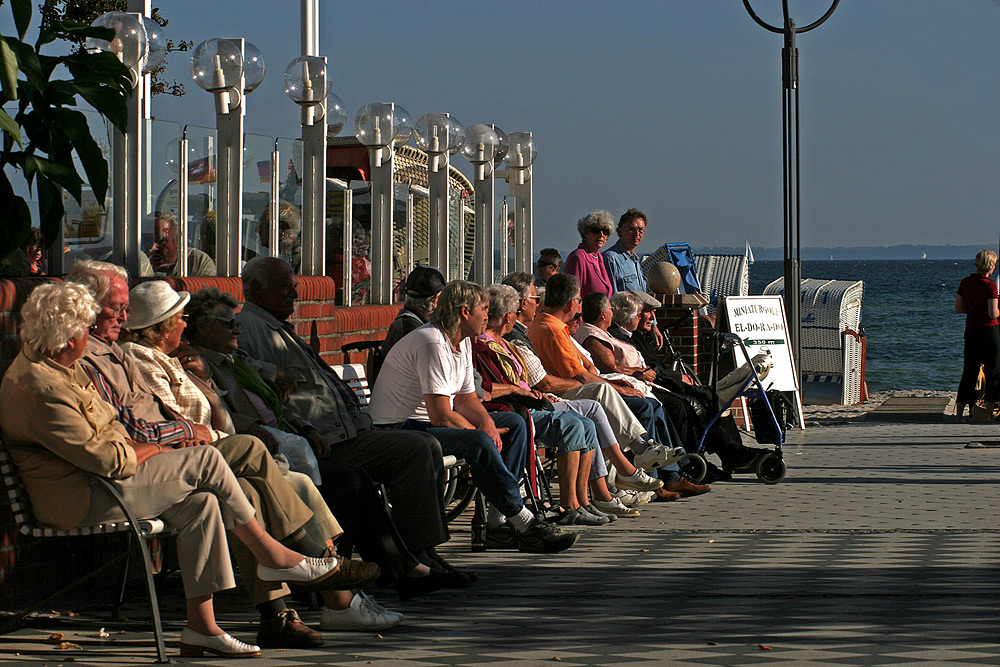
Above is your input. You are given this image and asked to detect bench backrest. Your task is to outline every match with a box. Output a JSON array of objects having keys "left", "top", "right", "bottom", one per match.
[{"left": 332, "top": 363, "right": 371, "bottom": 408}]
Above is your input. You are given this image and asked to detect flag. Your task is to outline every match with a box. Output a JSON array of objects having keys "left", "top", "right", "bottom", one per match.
[{"left": 188, "top": 155, "right": 217, "bottom": 185}]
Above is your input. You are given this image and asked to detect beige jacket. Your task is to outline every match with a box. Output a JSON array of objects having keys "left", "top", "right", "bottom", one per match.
[{"left": 0, "top": 345, "right": 136, "bottom": 529}]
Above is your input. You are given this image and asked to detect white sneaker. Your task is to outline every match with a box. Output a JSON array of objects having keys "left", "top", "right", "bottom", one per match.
[
  {"left": 616, "top": 468, "right": 664, "bottom": 491},
  {"left": 593, "top": 497, "right": 641, "bottom": 518},
  {"left": 320, "top": 592, "right": 403, "bottom": 631},
  {"left": 633, "top": 441, "right": 687, "bottom": 471},
  {"left": 618, "top": 489, "right": 656, "bottom": 507}
]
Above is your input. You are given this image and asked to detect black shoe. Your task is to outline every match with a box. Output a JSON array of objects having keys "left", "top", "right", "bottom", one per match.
[
  {"left": 701, "top": 461, "right": 732, "bottom": 483},
  {"left": 516, "top": 520, "right": 578, "bottom": 553},
  {"left": 394, "top": 570, "right": 467, "bottom": 601},
  {"left": 420, "top": 547, "right": 478, "bottom": 583},
  {"left": 484, "top": 523, "right": 518, "bottom": 550}
]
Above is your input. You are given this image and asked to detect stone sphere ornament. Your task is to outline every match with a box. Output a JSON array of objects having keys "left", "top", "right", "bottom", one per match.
[{"left": 647, "top": 262, "right": 682, "bottom": 295}]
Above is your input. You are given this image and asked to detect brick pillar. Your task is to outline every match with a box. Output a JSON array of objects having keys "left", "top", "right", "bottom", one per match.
[{"left": 654, "top": 293, "right": 708, "bottom": 378}]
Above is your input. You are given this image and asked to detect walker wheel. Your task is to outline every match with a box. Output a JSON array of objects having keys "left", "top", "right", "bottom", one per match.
[
  {"left": 681, "top": 453, "right": 708, "bottom": 483},
  {"left": 755, "top": 451, "right": 786, "bottom": 485}
]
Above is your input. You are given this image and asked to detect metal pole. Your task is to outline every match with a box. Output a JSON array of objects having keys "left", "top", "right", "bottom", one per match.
[
  {"left": 269, "top": 140, "right": 279, "bottom": 257},
  {"left": 509, "top": 167, "right": 533, "bottom": 274},
  {"left": 472, "top": 161, "right": 495, "bottom": 285},
  {"left": 369, "top": 147, "right": 394, "bottom": 304},
  {"left": 406, "top": 185, "right": 415, "bottom": 277},
  {"left": 215, "top": 39, "right": 245, "bottom": 277},
  {"left": 300, "top": 60, "right": 328, "bottom": 276},
  {"left": 343, "top": 188, "right": 353, "bottom": 306},
  {"left": 178, "top": 130, "right": 189, "bottom": 275},
  {"left": 741, "top": 0, "right": 840, "bottom": 378},
  {"left": 301, "top": 0, "right": 318, "bottom": 56}
]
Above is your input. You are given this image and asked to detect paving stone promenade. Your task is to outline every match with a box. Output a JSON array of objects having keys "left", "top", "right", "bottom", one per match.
[{"left": 1, "top": 420, "right": 998, "bottom": 665}]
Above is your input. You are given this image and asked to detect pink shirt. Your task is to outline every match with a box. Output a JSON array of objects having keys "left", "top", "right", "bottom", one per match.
[{"left": 564, "top": 244, "right": 613, "bottom": 297}]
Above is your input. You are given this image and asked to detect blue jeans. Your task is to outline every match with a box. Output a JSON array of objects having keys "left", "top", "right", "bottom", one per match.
[
  {"left": 417, "top": 411, "right": 529, "bottom": 518},
  {"left": 622, "top": 395, "right": 681, "bottom": 475},
  {"left": 528, "top": 408, "right": 599, "bottom": 456}
]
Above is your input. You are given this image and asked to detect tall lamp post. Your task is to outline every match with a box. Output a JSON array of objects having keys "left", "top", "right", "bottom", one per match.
[
  {"left": 86, "top": 12, "right": 164, "bottom": 278},
  {"left": 284, "top": 55, "right": 329, "bottom": 275},
  {"left": 354, "top": 102, "right": 412, "bottom": 304},
  {"left": 415, "top": 113, "right": 465, "bottom": 275},
  {"left": 742, "top": 0, "right": 840, "bottom": 377},
  {"left": 504, "top": 131, "right": 536, "bottom": 274},
  {"left": 462, "top": 124, "right": 502, "bottom": 285},
  {"left": 191, "top": 38, "right": 265, "bottom": 276}
]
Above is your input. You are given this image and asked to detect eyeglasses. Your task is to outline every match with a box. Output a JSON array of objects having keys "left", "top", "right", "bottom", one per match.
[
  {"left": 587, "top": 227, "right": 610, "bottom": 237},
  {"left": 620, "top": 226, "right": 645, "bottom": 234},
  {"left": 526, "top": 295, "right": 541, "bottom": 301},
  {"left": 214, "top": 316, "right": 240, "bottom": 330},
  {"left": 104, "top": 303, "right": 129, "bottom": 317}
]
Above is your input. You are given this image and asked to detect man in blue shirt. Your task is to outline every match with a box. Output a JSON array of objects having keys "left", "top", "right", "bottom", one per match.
[
  {"left": 602, "top": 208, "right": 648, "bottom": 293},
  {"left": 603, "top": 209, "right": 663, "bottom": 348}
]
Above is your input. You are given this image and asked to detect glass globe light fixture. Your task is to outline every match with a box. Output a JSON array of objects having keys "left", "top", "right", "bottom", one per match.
[
  {"left": 415, "top": 113, "right": 465, "bottom": 154},
  {"left": 86, "top": 12, "right": 146, "bottom": 80},
  {"left": 326, "top": 92, "right": 348, "bottom": 138},
  {"left": 492, "top": 126, "right": 509, "bottom": 164},
  {"left": 354, "top": 102, "right": 411, "bottom": 167},
  {"left": 461, "top": 123, "right": 499, "bottom": 180},
  {"left": 283, "top": 56, "right": 327, "bottom": 104},
  {"left": 140, "top": 16, "right": 166, "bottom": 74},
  {"left": 503, "top": 131, "right": 536, "bottom": 184},
  {"left": 242, "top": 41, "right": 266, "bottom": 93},
  {"left": 191, "top": 39, "right": 243, "bottom": 114}
]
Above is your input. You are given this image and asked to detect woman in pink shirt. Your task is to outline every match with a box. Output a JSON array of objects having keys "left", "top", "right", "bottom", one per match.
[{"left": 563, "top": 210, "right": 614, "bottom": 297}]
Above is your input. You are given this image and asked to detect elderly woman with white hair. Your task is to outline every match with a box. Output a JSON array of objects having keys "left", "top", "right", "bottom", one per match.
[
  {"left": 0, "top": 282, "right": 350, "bottom": 658},
  {"left": 563, "top": 210, "right": 615, "bottom": 297}
]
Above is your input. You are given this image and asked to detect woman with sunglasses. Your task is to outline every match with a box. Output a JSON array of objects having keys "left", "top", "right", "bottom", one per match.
[{"left": 563, "top": 210, "right": 614, "bottom": 298}]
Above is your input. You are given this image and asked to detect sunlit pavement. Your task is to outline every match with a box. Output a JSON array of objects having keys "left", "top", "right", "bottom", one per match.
[{"left": 2, "top": 421, "right": 998, "bottom": 665}]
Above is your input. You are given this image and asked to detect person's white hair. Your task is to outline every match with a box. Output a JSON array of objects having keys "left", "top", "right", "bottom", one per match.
[
  {"left": 611, "top": 291, "right": 643, "bottom": 326},
  {"left": 66, "top": 259, "right": 128, "bottom": 302},
  {"left": 576, "top": 210, "right": 614, "bottom": 239},
  {"left": 20, "top": 282, "right": 100, "bottom": 355},
  {"left": 486, "top": 284, "right": 520, "bottom": 329}
]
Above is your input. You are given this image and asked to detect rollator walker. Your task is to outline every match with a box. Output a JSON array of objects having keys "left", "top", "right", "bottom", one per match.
[{"left": 668, "top": 330, "right": 789, "bottom": 485}]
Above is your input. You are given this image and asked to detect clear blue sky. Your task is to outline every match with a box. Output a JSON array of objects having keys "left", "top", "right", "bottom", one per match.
[{"left": 7, "top": 1, "right": 1000, "bottom": 256}]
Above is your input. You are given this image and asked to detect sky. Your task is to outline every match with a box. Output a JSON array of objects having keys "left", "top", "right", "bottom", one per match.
[{"left": 6, "top": 0, "right": 1000, "bottom": 256}]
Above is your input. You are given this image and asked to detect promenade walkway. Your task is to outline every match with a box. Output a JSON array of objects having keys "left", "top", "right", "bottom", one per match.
[{"left": 1, "top": 419, "right": 998, "bottom": 665}]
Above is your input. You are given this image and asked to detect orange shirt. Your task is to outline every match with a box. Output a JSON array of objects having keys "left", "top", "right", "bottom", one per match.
[{"left": 527, "top": 312, "right": 585, "bottom": 379}]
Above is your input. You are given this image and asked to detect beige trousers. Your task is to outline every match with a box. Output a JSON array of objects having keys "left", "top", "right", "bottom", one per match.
[
  {"left": 557, "top": 382, "right": 647, "bottom": 448},
  {"left": 83, "top": 446, "right": 255, "bottom": 599},
  {"left": 212, "top": 434, "right": 315, "bottom": 605}
]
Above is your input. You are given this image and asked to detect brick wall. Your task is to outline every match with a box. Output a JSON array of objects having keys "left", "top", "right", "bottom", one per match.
[{"left": 0, "top": 275, "right": 400, "bottom": 603}]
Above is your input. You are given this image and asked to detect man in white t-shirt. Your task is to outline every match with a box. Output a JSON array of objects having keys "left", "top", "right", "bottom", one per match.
[{"left": 369, "top": 280, "right": 578, "bottom": 554}]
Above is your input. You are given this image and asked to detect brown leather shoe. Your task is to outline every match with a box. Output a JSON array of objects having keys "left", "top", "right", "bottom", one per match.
[
  {"left": 662, "top": 478, "right": 711, "bottom": 497},
  {"left": 256, "top": 608, "right": 324, "bottom": 648},
  {"left": 653, "top": 488, "right": 681, "bottom": 502},
  {"left": 288, "top": 557, "right": 381, "bottom": 592}
]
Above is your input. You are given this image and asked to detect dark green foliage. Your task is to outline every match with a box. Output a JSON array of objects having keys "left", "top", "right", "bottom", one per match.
[{"left": 1, "top": 0, "right": 132, "bottom": 258}]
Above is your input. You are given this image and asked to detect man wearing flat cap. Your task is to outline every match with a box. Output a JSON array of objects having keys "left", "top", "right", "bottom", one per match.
[{"left": 370, "top": 265, "right": 447, "bottom": 383}]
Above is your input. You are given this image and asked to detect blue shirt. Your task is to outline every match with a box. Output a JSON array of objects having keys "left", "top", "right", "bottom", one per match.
[{"left": 602, "top": 240, "right": 647, "bottom": 293}]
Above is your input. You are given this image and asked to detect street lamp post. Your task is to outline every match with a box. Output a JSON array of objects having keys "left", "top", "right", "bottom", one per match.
[
  {"left": 354, "top": 102, "right": 412, "bottom": 304},
  {"left": 742, "top": 0, "right": 840, "bottom": 378},
  {"left": 462, "top": 124, "right": 502, "bottom": 285},
  {"left": 503, "top": 131, "right": 536, "bottom": 274},
  {"left": 415, "top": 113, "right": 465, "bottom": 276}
]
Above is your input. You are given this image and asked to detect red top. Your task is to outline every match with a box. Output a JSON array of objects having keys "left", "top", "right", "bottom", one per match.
[{"left": 958, "top": 273, "right": 999, "bottom": 328}]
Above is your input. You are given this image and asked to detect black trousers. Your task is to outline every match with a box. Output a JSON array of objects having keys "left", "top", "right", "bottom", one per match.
[
  {"left": 651, "top": 387, "right": 744, "bottom": 455},
  {"left": 316, "top": 459, "right": 419, "bottom": 582},
  {"left": 320, "top": 428, "right": 449, "bottom": 554},
  {"left": 957, "top": 326, "right": 1000, "bottom": 403}
]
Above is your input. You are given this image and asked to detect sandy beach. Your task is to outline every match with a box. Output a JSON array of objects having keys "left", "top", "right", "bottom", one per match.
[{"left": 802, "top": 389, "right": 954, "bottom": 425}]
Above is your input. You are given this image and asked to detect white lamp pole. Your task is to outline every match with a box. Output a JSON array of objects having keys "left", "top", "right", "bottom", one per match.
[
  {"left": 504, "top": 131, "right": 536, "bottom": 274},
  {"left": 416, "top": 113, "right": 465, "bottom": 277},
  {"left": 354, "top": 102, "right": 412, "bottom": 304},
  {"left": 462, "top": 123, "right": 502, "bottom": 285}
]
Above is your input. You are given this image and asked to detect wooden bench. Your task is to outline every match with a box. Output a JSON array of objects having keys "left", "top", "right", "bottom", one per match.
[{"left": 0, "top": 446, "right": 172, "bottom": 663}]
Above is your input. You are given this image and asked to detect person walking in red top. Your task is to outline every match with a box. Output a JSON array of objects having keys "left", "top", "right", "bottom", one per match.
[{"left": 955, "top": 249, "right": 1000, "bottom": 422}]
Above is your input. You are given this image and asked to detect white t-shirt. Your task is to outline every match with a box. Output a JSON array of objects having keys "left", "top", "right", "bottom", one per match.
[{"left": 368, "top": 323, "right": 475, "bottom": 424}]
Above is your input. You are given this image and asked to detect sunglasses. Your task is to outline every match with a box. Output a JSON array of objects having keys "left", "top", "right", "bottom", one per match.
[
  {"left": 587, "top": 227, "right": 610, "bottom": 236},
  {"left": 214, "top": 316, "right": 240, "bottom": 330}
]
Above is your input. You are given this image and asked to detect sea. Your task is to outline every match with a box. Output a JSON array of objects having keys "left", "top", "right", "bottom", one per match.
[{"left": 747, "top": 259, "right": 973, "bottom": 393}]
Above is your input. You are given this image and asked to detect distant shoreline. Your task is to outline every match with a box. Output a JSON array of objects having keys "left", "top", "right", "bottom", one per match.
[{"left": 698, "top": 245, "right": 984, "bottom": 261}]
